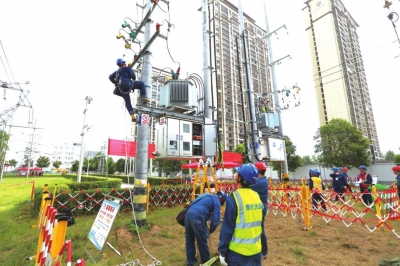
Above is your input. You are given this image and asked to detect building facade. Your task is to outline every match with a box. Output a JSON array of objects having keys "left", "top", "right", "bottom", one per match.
[
  {"left": 208, "top": 0, "right": 274, "bottom": 151},
  {"left": 303, "top": 0, "right": 381, "bottom": 159}
]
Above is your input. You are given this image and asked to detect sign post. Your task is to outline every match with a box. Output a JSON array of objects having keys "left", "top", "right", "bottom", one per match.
[{"left": 84, "top": 199, "right": 122, "bottom": 263}]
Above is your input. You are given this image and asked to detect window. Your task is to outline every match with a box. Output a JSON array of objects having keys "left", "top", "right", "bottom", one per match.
[{"left": 182, "top": 123, "right": 190, "bottom": 133}]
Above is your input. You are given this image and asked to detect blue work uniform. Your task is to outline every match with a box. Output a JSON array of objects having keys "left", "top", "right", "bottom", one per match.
[
  {"left": 109, "top": 67, "right": 147, "bottom": 114},
  {"left": 184, "top": 194, "right": 221, "bottom": 266},
  {"left": 251, "top": 176, "right": 269, "bottom": 256},
  {"left": 330, "top": 172, "right": 348, "bottom": 201},
  {"left": 218, "top": 189, "right": 263, "bottom": 266},
  {"left": 396, "top": 175, "right": 400, "bottom": 200}
]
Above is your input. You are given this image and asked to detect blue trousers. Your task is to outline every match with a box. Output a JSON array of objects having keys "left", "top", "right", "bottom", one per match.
[
  {"left": 261, "top": 206, "right": 268, "bottom": 256},
  {"left": 113, "top": 81, "right": 147, "bottom": 114},
  {"left": 185, "top": 211, "right": 210, "bottom": 266},
  {"left": 226, "top": 250, "right": 262, "bottom": 266}
]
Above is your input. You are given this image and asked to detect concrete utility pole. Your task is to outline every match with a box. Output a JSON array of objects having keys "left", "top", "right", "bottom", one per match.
[
  {"left": 134, "top": 0, "right": 152, "bottom": 226},
  {"left": 238, "top": 0, "right": 260, "bottom": 162},
  {"left": 263, "top": 2, "right": 289, "bottom": 180},
  {"left": 77, "top": 96, "right": 92, "bottom": 183}
]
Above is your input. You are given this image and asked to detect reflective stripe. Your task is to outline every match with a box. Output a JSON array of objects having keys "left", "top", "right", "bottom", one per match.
[
  {"left": 235, "top": 221, "right": 262, "bottom": 229},
  {"left": 232, "top": 234, "right": 261, "bottom": 244},
  {"left": 311, "top": 177, "right": 322, "bottom": 191}
]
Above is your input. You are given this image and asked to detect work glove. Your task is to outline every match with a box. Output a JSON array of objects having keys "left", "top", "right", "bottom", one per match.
[{"left": 219, "top": 255, "right": 228, "bottom": 266}]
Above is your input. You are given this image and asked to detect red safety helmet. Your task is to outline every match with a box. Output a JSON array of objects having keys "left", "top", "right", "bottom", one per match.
[
  {"left": 391, "top": 165, "right": 400, "bottom": 171},
  {"left": 343, "top": 167, "right": 348, "bottom": 172},
  {"left": 254, "top": 162, "right": 267, "bottom": 171}
]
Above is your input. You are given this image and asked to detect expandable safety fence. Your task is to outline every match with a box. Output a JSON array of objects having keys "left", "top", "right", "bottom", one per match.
[
  {"left": 270, "top": 179, "right": 400, "bottom": 238},
  {"left": 49, "top": 180, "right": 399, "bottom": 238},
  {"left": 29, "top": 185, "right": 85, "bottom": 265}
]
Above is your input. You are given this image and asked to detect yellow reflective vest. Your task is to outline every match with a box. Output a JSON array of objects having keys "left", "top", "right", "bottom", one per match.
[
  {"left": 229, "top": 189, "right": 263, "bottom": 256},
  {"left": 311, "top": 177, "right": 323, "bottom": 191}
]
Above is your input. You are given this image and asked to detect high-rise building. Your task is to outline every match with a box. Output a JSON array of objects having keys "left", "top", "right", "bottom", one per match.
[
  {"left": 303, "top": 0, "right": 381, "bottom": 159},
  {"left": 208, "top": 0, "right": 274, "bottom": 151}
]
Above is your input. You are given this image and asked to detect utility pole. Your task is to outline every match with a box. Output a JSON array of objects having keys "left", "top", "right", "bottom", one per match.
[
  {"left": 26, "top": 119, "right": 37, "bottom": 179},
  {"left": 134, "top": 0, "right": 153, "bottom": 226},
  {"left": 202, "top": 0, "right": 212, "bottom": 121},
  {"left": 263, "top": 2, "right": 290, "bottom": 183},
  {"left": 77, "top": 96, "right": 92, "bottom": 183},
  {"left": 238, "top": 0, "right": 260, "bottom": 162}
]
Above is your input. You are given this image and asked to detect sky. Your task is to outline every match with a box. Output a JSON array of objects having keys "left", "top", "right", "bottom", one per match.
[{"left": 1, "top": 0, "right": 399, "bottom": 162}]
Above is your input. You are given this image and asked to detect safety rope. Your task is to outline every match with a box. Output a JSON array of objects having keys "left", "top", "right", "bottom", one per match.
[{"left": 122, "top": 100, "right": 162, "bottom": 265}]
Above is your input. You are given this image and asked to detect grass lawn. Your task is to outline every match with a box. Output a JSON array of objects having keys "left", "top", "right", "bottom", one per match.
[{"left": 0, "top": 176, "right": 399, "bottom": 266}]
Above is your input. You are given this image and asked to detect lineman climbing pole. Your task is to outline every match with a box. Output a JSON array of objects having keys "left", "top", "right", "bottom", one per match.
[{"left": 133, "top": 0, "right": 166, "bottom": 226}]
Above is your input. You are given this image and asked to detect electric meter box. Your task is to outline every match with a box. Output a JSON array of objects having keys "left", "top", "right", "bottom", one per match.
[
  {"left": 154, "top": 118, "right": 216, "bottom": 159},
  {"left": 159, "top": 80, "right": 198, "bottom": 109},
  {"left": 268, "top": 138, "right": 285, "bottom": 161}
]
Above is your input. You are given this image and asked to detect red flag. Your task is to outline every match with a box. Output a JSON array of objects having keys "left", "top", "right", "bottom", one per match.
[{"left": 108, "top": 139, "right": 155, "bottom": 158}]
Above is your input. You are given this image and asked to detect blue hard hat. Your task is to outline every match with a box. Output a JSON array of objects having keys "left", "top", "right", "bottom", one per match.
[
  {"left": 217, "top": 191, "right": 227, "bottom": 206},
  {"left": 359, "top": 165, "right": 367, "bottom": 170},
  {"left": 116, "top": 58, "right": 125, "bottom": 66},
  {"left": 339, "top": 167, "right": 343, "bottom": 171},
  {"left": 331, "top": 167, "right": 338, "bottom": 172},
  {"left": 311, "top": 169, "right": 320, "bottom": 176},
  {"left": 235, "top": 163, "right": 258, "bottom": 185}
]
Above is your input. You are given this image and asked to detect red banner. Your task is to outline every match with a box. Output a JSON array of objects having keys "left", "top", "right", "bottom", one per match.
[
  {"left": 223, "top": 151, "right": 242, "bottom": 163},
  {"left": 108, "top": 139, "right": 155, "bottom": 158}
]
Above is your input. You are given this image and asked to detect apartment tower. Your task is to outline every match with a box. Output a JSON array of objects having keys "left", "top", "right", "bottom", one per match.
[
  {"left": 208, "top": 0, "right": 273, "bottom": 151},
  {"left": 303, "top": 0, "right": 381, "bottom": 159}
]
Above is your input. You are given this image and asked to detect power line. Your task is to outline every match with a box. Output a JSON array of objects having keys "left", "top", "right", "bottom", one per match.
[
  {"left": 311, "top": 39, "right": 399, "bottom": 78},
  {"left": 313, "top": 44, "right": 399, "bottom": 83},
  {"left": 0, "top": 41, "right": 16, "bottom": 84}
]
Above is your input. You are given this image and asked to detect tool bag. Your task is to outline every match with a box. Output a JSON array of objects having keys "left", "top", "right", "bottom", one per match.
[{"left": 176, "top": 203, "right": 191, "bottom": 227}]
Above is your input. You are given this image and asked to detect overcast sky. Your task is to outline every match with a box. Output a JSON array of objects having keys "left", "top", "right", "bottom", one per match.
[{"left": 1, "top": 0, "right": 399, "bottom": 161}]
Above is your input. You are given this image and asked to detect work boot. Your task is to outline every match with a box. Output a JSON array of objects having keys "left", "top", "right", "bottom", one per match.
[
  {"left": 141, "top": 97, "right": 150, "bottom": 104},
  {"left": 130, "top": 114, "right": 137, "bottom": 123}
]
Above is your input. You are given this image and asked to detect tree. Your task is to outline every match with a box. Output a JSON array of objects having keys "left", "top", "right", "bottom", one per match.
[
  {"left": 233, "top": 143, "right": 249, "bottom": 163},
  {"left": 107, "top": 157, "right": 115, "bottom": 174},
  {"left": 302, "top": 155, "right": 312, "bottom": 165},
  {"left": 394, "top": 154, "right": 400, "bottom": 165},
  {"left": 70, "top": 160, "right": 79, "bottom": 172},
  {"left": 385, "top": 150, "right": 395, "bottom": 161},
  {"left": 36, "top": 156, "right": 50, "bottom": 168},
  {"left": 24, "top": 158, "right": 34, "bottom": 167},
  {"left": 272, "top": 136, "right": 303, "bottom": 173},
  {"left": 53, "top": 160, "right": 62, "bottom": 169},
  {"left": 8, "top": 159, "right": 18, "bottom": 169},
  {"left": 314, "top": 118, "right": 370, "bottom": 168},
  {"left": 0, "top": 130, "right": 10, "bottom": 172},
  {"left": 115, "top": 158, "right": 126, "bottom": 173}
]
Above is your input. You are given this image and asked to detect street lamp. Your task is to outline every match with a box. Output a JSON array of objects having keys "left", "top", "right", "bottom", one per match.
[
  {"left": 77, "top": 96, "right": 92, "bottom": 183},
  {"left": 387, "top": 12, "right": 400, "bottom": 45}
]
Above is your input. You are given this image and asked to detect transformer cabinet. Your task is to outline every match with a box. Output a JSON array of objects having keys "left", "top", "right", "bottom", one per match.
[{"left": 154, "top": 117, "right": 217, "bottom": 159}]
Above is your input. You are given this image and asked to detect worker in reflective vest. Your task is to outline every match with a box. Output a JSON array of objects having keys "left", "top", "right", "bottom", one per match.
[
  {"left": 218, "top": 163, "right": 263, "bottom": 266},
  {"left": 357, "top": 165, "right": 373, "bottom": 205},
  {"left": 309, "top": 169, "right": 327, "bottom": 212}
]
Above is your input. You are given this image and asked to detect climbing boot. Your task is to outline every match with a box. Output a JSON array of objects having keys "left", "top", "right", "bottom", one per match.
[
  {"left": 130, "top": 114, "right": 137, "bottom": 123},
  {"left": 141, "top": 97, "right": 150, "bottom": 104}
]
